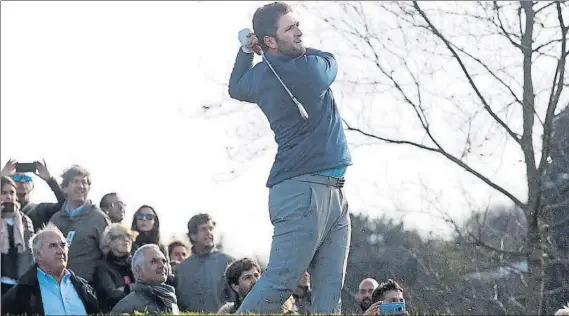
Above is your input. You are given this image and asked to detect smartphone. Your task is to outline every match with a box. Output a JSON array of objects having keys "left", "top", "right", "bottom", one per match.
[
  {"left": 378, "top": 302, "right": 406, "bottom": 315},
  {"left": 15, "top": 162, "right": 36, "bottom": 173},
  {"left": 1, "top": 202, "right": 15, "bottom": 213}
]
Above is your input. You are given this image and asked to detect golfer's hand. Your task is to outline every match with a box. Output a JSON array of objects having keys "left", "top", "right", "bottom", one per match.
[{"left": 239, "top": 29, "right": 259, "bottom": 54}]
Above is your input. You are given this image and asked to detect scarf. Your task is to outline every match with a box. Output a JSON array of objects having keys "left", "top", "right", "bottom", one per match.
[
  {"left": 136, "top": 280, "right": 179, "bottom": 314},
  {"left": 0, "top": 212, "right": 26, "bottom": 254}
]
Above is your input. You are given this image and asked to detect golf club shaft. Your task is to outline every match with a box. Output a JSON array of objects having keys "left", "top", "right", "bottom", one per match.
[{"left": 259, "top": 50, "right": 309, "bottom": 120}]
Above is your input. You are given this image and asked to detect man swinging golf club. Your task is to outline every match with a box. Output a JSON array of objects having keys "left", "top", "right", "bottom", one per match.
[{"left": 228, "top": 2, "right": 352, "bottom": 314}]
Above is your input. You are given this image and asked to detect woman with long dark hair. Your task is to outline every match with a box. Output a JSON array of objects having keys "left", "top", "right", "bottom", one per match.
[
  {"left": 130, "top": 205, "right": 174, "bottom": 285},
  {"left": 130, "top": 205, "right": 168, "bottom": 257}
]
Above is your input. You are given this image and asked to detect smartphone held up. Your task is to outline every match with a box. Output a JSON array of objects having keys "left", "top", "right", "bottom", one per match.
[
  {"left": 377, "top": 302, "right": 406, "bottom": 315},
  {"left": 15, "top": 162, "right": 37, "bottom": 173},
  {"left": 1, "top": 202, "right": 16, "bottom": 213}
]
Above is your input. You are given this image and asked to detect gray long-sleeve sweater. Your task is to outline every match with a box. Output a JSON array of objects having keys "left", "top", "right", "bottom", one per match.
[
  {"left": 49, "top": 200, "right": 110, "bottom": 283},
  {"left": 175, "top": 248, "right": 235, "bottom": 313}
]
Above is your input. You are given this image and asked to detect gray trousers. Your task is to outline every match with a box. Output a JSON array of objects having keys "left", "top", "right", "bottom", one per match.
[{"left": 236, "top": 174, "right": 351, "bottom": 314}]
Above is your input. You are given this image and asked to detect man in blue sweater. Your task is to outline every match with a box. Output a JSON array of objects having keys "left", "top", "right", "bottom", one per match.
[{"left": 228, "top": 2, "right": 352, "bottom": 314}]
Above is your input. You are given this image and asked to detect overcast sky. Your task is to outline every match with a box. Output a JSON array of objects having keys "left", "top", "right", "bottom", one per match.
[{"left": 1, "top": 1, "right": 531, "bottom": 261}]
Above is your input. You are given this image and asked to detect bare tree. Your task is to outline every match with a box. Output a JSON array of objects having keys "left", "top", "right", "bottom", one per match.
[{"left": 300, "top": 1, "right": 568, "bottom": 314}]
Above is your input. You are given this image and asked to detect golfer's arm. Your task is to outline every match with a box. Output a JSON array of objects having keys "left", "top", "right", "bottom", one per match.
[
  {"left": 303, "top": 48, "right": 338, "bottom": 92},
  {"left": 228, "top": 48, "right": 256, "bottom": 103}
]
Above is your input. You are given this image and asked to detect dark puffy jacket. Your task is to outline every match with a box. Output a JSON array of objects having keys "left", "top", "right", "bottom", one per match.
[
  {"left": 1, "top": 264, "right": 98, "bottom": 315},
  {"left": 94, "top": 252, "right": 135, "bottom": 312}
]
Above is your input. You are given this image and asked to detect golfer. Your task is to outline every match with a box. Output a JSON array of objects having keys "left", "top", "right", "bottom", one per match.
[{"left": 228, "top": 2, "right": 352, "bottom": 314}]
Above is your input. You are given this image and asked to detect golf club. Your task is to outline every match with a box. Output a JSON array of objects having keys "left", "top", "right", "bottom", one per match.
[{"left": 239, "top": 28, "right": 309, "bottom": 120}]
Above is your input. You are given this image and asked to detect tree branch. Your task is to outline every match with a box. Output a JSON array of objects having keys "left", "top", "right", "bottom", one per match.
[
  {"left": 538, "top": 1, "right": 568, "bottom": 175},
  {"left": 413, "top": 2, "right": 522, "bottom": 146},
  {"left": 493, "top": 1, "right": 523, "bottom": 49}
]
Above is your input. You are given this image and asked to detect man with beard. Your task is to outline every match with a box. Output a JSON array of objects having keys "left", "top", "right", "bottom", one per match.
[
  {"left": 228, "top": 2, "right": 352, "bottom": 314},
  {"left": 1, "top": 223, "right": 98, "bottom": 315},
  {"left": 175, "top": 213, "right": 235, "bottom": 313},
  {"left": 111, "top": 244, "right": 179, "bottom": 315},
  {"left": 356, "top": 278, "right": 379, "bottom": 312}
]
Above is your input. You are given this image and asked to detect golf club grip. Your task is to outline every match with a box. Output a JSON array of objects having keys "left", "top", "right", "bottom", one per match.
[{"left": 252, "top": 44, "right": 262, "bottom": 55}]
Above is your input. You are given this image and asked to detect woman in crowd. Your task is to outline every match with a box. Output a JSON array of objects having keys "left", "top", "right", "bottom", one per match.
[
  {"left": 0, "top": 176, "right": 34, "bottom": 296},
  {"left": 94, "top": 223, "right": 137, "bottom": 312},
  {"left": 130, "top": 205, "right": 169, "bottom": 257},
  {"left": 130, "top": 205, "right": 174, "bottom": 284}
]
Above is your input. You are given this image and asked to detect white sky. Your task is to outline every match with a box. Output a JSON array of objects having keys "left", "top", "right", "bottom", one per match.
[{"left": 1, "top": 1, "right": 530, "bottom": 262}]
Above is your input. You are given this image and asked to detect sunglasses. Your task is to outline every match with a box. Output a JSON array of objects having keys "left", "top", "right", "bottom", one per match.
[
  {"left": 12, "top": 174, "right": 32, "bottom": 183},
  {"left": 111, "top": 234, "right": 131, "bottom": 242},
  {"left": 135, "top": 213, "right": 155, "bottom": 221}
]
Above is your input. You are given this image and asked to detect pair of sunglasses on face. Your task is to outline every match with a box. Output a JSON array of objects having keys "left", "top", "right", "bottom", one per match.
[
  {"left": 135, "top": 213, "right": 156, "bottom": 221},
  {"left": 111, "top": 234, "right": 132, "bottom": 242},
  {"left": 12, "top": 174, "right": 32, "bottom": 182}
]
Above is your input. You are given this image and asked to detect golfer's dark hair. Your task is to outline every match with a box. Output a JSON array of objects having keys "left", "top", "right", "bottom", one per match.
[
  {"left": 187, "top": 213, "right": 216, "bottom": 244},
  {"left": 99, "top": 192, "right": 118, "bottom": 210},
  {"left": 252, "top": 2, "right": 292, "bottom": 51},
  {"left": 372, "top": 279, "right": 404, "bottom": 303},
  {"left": 1, "top": 176, "right": 17, "bottom": 190}
]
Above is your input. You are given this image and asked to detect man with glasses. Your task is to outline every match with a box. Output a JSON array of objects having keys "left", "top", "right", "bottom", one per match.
[
  {"left": 99, "top": 193, "right": 126, "bottom": 223},
  {"left": 1, "top": 159, "right": 66, "bottom": 232}
]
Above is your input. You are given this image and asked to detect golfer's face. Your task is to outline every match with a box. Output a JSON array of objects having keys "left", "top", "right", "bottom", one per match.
[{"left": 276, "top": 12, "right": 304, "bottom": 57}]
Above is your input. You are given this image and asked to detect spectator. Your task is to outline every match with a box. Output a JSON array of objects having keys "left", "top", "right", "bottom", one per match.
[
  {"left": 364, "top": 279, "right": 406, "bottom": 316},
  {"left": 175, "top": 213, "right": 235, "bottom": 313},
  {"left": 1, "top": 159, "right": 66, "bottom": 231},
  {"left": 1, "top": 223, "right": 98, "bottom": 315},
  {"left": 1, "top": 176, "right": 34, "bottom": 296},
  {"left": 217, "top": 258, "right": 296, "bottom": 314},
  {"left": 111, "top": 244, "right": 179, "bottom": 315},
  {"left": 130, "top": 205, "right": 169, "bottom": 259},
  {"left": 100, "top": 192, "right": 126, "bottom": 223},
  {"left": 94, "top": 223, "right": 137, "bottom": 312},
  {"left": 356, "top": 278, "right": 379, "bottom": 312},
  {"left": 217, "top": 258, "right": 261, "bottom": 314},
  {"left": 292, "top": 272, "right": 312, "bottom": 314},
  {"left": 49, "top": 165, "right": 110, "bottom": 283},
  {"left": 168, "top": 239, "right": 190, "bottom": 273}
]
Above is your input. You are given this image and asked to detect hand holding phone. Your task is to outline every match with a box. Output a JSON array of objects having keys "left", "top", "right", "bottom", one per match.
[{"left": 1, "top": 202, "right": 18, "bottom": 214}]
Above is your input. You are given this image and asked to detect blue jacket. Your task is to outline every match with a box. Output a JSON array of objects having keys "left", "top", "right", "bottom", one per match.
[{"left": 228, "top": 48, "right": 352, "bottom": 187}]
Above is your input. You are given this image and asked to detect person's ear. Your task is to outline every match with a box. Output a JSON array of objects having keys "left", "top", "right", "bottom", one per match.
[{"left": 264, "top": 36, "right": 277, "bottom": 49}]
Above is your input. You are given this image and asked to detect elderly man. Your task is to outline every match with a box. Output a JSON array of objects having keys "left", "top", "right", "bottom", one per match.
[
  {"left": 1, "top": 223, "right": 98, "bottom": 315},
  {"left": 111, "top": 244, "right": 179, "bottom": 315},
  {"left": 356, "top": 278, "right": 380, "bottom": 312}
]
